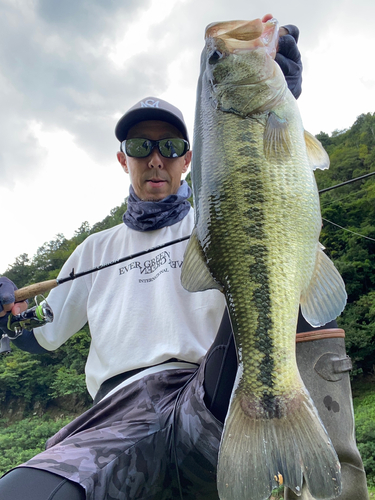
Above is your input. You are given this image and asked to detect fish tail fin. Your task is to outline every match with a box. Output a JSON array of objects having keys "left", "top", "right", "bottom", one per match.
[{"left": 217, "top": 387, "right": 342, "bottom": 500}]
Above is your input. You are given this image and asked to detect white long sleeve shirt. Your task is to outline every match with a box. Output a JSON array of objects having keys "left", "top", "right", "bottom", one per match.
[{"left": 34, "top": 209, "right": 226, "bottom": 398}]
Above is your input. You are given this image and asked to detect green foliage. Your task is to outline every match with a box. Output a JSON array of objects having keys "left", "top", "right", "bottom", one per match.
[
  {"left": 340, "top": 292, "right": 375, "bottom": 376},
  {"left": 270, "top": 484, "right": 284, "bottom": 499},
  {"left": 49, "top": 367, "right": 87, "bottom": 399},
  {"left": 0, "top": 415, "right": 73, "bottom": 475},
  {"left": 0, "top": 333, "right": 91, "bottom": 411},
  {"left": 0, "top": 349, "right": 54, "bottom": 407},
  {"left": 353, "top": 388, "right": 375, "bottom": 486}
]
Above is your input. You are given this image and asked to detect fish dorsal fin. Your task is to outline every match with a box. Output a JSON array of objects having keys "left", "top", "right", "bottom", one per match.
[
  {"left": 264, "top": 112, "right": 292, "bottom": 160},
  {"left": 304, "top": 130, "right": 330, "bottom": 171},
  {"left": 300, "top": 243, "right": 347, "bottom": 327},
  {"left": 181, "top": 228, "right": 223, "bottom": 293}
]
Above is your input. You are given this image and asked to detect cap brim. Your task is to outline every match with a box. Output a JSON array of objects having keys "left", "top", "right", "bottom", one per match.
[{"left": 115, "top": 108, "right": 189, "bottom": 142}]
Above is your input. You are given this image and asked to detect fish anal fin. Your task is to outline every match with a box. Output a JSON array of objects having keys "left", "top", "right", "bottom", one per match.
[
  {"left": 181, "top": 228, "right": 223, "bottom": 293},
  {"left": 264, "top": 112, "right": 292, "bottom": 160},
  {"left": 217, "top": 386, "right": 342, "bottom": 500},
  {"left": 300, "top": 243, "right": 347, "bottom": 327},
  {"left": 304, "top": 130, "right": 330, "bottom": 171}
]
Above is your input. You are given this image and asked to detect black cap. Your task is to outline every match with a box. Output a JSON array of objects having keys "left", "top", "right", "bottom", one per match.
[{"left": 115, "top": 97, "right": 189, "bottom": 142}]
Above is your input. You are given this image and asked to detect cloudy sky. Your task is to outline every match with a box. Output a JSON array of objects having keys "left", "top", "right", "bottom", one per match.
[{"left": 1, "top": 0, "right": 374, "bottom": 272}]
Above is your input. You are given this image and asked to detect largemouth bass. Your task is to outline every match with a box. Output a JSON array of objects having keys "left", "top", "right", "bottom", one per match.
[{"left": 181, "top": 17, "right": 347, "bottom": 500}]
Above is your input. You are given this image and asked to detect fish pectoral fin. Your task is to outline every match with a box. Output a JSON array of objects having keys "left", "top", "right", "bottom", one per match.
[
  {"left": 264, "top": 112, "right": 292, "bottom": 160},
  {"left": 304, "top": 130, "right": 330, "bottom": 170},
  {"left": 181, "top": 228, "right": 223, "bottom": 293},
  {"left": 217, "top": 386, "right": 342, "bottom": 500},
  {"left": 300, "top": 243, "right": 347, "bottom": 327}
]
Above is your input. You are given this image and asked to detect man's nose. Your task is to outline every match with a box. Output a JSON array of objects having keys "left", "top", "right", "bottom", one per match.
[{"left": 147, "top": 147, "right": 164, "bottom": 168}]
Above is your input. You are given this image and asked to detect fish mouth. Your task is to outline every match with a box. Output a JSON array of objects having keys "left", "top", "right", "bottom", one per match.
[{"left": 205, "top": 17, "right": 279, "bottom": 59}]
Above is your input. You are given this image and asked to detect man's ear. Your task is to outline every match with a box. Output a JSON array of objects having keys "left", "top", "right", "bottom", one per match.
[
  {"left": 117, "top": 151, "right": 128, "bottom": 173},
  {"left": 183, "top": 150, "right": 192, "bottom": 173}
]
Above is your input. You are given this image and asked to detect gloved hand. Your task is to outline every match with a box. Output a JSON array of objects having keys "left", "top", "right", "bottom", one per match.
[
  {"left": 276, "top": 24, "right": 302, "bottom": 99},
  {"left": 0, "top": 277, "right": 45, "bottom": 354},
  {"left": 0, "top": 277, "right": 17, "bottom": 316},
  {"left": 0, "top": 277, "right": 27, "bottom": 334},
  {"left": 0, "top": 277, "right": 17, "bottom": 335}
]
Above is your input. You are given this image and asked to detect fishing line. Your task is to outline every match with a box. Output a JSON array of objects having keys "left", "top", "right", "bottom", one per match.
[
  {"left": 322, "top": 218, "right": 375, "bottom": 242},
  {"left": 319, "top": 183, "right": 374, "bottom": 207},
  {"left": 320, "top": 191, "right": 374, "bottom": 213},
  {"left": 320, "top": 191, "right": 362, "bottom": 208},
  {"left": 319, "top": 171, "right": 375, "bottom": 242}
]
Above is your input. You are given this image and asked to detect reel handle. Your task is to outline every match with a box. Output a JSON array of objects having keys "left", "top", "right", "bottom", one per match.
[{"left": 14, "top": 279, "right": 58, "bottom": 302}]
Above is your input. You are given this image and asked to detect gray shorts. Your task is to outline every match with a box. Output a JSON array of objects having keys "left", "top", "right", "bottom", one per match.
[{"left": 18, "top": 360, "right": 223, "bottom": 500}]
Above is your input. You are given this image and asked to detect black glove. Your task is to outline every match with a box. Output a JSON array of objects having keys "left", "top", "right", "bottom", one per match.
[
  {"left": 0, "top": 276, "right": 17, "bottom": 314},
  {"left": 0, "top": 277, "right": 47, "bottom": 354},
  {"left": 0, "top": 277, "right": 18, "bottom": 336},
  {"left": 276, "top": 24, "right": 302, "bottom": 99}
]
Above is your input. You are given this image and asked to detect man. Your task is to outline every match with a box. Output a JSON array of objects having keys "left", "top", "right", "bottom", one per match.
[{"left": 0, "top": 23, "right": 368, "bottom": 500}]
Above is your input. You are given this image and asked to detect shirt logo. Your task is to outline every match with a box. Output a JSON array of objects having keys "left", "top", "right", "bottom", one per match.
[
  {"left": 141, "top": 99, "right": 160, "bottom": 108},
  {"left": 118, "top": 250, "right": 183, "bottom": 283}
]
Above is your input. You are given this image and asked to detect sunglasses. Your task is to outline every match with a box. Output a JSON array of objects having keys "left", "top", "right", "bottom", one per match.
[{"left": 121, "top": 138, "right": 189, "bottom": 159}]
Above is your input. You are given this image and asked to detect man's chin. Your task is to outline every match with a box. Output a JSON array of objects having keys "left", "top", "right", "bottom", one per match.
[
  {"left": 141, "top": 192, "right": 168, "bottom": 202},
  {"left": 142, "top": 188, "right": 172, "bottom": 202}
]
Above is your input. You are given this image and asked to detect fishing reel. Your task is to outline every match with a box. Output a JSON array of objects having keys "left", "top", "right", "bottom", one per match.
[{"left": 0, "top": 296, "right": 54, "bottom": 355}]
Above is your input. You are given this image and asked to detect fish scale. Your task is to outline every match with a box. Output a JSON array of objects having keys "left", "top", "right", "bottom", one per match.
[{"left": 181, "top": 17, "right": 347, "bottom": 500}]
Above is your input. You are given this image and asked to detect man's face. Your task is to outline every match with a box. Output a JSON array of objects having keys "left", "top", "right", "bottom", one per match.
[{"left": 117, "top": 120, "right": 192, "bottom": 201}]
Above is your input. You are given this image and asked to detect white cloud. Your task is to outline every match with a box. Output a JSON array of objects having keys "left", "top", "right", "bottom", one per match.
[
  {"left": 109, "top": 0, "right": 188, "bottom": 66},
  {"left": 299, "top": 22, "right": 375, "bottom": 135}
]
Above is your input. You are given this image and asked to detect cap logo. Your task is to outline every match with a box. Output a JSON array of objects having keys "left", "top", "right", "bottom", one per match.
[{"left": 141, "top": 99, "right": 160, "bottom": 108}]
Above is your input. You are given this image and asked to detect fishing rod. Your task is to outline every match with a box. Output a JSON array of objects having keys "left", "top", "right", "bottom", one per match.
[
  {"left": 13, "top": 235, "right": 191, "bottom": 303},
  {"left": 318, "top": 171, "right": 375, "bottom": 194}
]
